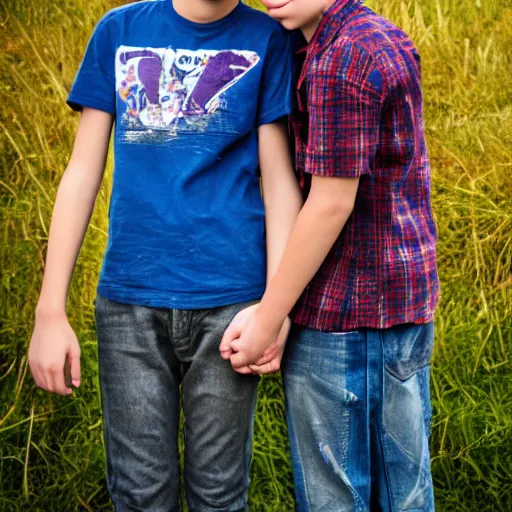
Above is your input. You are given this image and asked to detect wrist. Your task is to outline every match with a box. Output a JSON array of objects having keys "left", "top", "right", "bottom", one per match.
[
  {"left": 256, "top": 297, "right": 288, "bottom": 331},
  {"left": 35, "top": 303, "right": 67, "bottom": 322}
]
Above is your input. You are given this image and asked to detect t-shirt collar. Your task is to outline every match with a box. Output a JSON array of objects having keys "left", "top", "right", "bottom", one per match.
[{"left": 167, "top": 0, "right": 245, "bottom": 34}]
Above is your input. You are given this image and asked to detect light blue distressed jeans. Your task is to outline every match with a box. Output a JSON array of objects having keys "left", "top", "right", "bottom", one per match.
[{"left": 283, "top": 322, "right": 435, "bottom": 512}]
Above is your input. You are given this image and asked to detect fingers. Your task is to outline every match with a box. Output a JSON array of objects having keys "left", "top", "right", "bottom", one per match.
[
  {"left": 230, "top": 337, "right": 277, "bottom": 368},
  {"left": 220, "top": 344, "right": 235, "bottom": 360},
  {"left": 220, "top": 325, "right": 240, "bottom": 351},
  {"left": 262, "top": 342, "right": 278, "bottom": 357},
  {"left": 253, "top": 324, "right": 288, "bottom": 366},
  {"left": 31, "top": 364, "right": 73, "bottom": 396},
  {"left": 229, "top": 338, "right": 242, "bottom": 353},
  {"left": 220, "top": 349, "right": 233, "bottom": 360},
  {"left": 234, "top": 366, "right": 255, "bottom": 375},
  {"left": 253, "top": 347, "right": 279, "bottom": 366},
  {"left": 219, "top": 330, "right": 237, "bottom": 354},
  {"left": 220, "top": 304, "right": 260, "bottom": 360},
  {"left": 220, "top": 320, "right": 242, "bottom": 359},
  {"left": 48, "top": 362, "right": 72, "bottom": 396},
  {"left": 230, "top": 350, "right": 252, "bottom": 369},
  {"left": 249, "top": 357, "right": 282, "bottom": 375},
  {"left": 69, "top": 349, "right": 81, "bottom": 388},
  {"left": 29, "top": 359, "right": 54, "bottom": 392},
  {"left": 29, "top": 362, "right": 45, "bottom": 390},
  {"left": 28, "top": 315, "right": 81, "bottom": 396},
  {"left": 30, "top": 353, "right": 78, "bottom": 395},
  {"left": 220, "top": 344, "right": 234, "bottom": 360}
]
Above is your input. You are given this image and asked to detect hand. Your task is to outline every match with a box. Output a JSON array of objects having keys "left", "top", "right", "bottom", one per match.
[
  {"left": 28, "top": 309, "right": 81, "bottom": 396},
  {"left": 221, "top": 305, "right": 285, "bottom": 370},
  {"left": 249, "top": 317, "right": 291, "bottom": 375},
  {"left": 220, "top": 304, "right": 276, "bottom": 374},
  {"left": 220, "top": 304, "right": 258, "bottom": 361}
]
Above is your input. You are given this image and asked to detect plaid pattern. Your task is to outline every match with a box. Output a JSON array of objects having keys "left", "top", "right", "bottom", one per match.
[{"left": 291, "top": 0, "right": 440, "bottom": 331}]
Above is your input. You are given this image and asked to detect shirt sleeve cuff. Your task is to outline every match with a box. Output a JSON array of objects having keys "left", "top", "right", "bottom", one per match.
[
  {"left": 258, "top": 102, "right": 293, "bottom": 127},
  {"left": 305, "top": 148, "right": 370, "bottom": 178},
  {"left": 67, "top": 92, "right": 115, "bottom": 116}
]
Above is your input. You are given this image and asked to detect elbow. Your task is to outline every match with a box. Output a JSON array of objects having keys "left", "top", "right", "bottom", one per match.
[
  {"left": 58, "top": 165, "right": 102, "bottom": 200},
  {"left": 310, "top": 196, "right": 355, "bottom": 221}
]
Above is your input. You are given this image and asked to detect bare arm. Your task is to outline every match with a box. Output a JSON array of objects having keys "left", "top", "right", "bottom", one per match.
[
  {"left": 259, "top": 175, "right": 358, "bottom": 320},
  {"left": 260, "top": 122, "right": 303, "bottom": 285},
  {"left": 29, "top": 108, "right": 113, "bottom": 395},
  {"left": 228, "top": 174, "right": 359, "bottom": 368},
  {"left": 225, "top": 40, "right": 382, "bottom": 369},
  {"left": 220, "top": 121, "right": 302, "bottom": 370}
]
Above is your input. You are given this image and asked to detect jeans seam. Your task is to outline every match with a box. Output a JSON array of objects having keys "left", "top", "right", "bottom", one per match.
[
  {"left": 95, "top": 305, "right": 117, "bottom": 504},
  {"left": 384, "top": 361, "right": 431, "bottom": 382},
  {"left": 98, "top": 367, "right": 119, "bottom": 505},
  {"left": 377, "top": 329, "right": 394, "bottom": 512},
  {"left": 242, "top": 385, "right": 259, "bottom": 508},
  {"left": 283, "top": 374, "right": 310, "bottom": 511},
  {"left": 366, "top": 329, "right": 372, "bottom": 511}
]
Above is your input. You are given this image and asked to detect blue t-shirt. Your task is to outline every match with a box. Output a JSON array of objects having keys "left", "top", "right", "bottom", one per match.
[{"left": 68, "top": 0, "right": 293, "bottom": 309}]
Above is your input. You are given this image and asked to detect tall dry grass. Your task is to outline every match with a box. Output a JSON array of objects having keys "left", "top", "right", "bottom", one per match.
[{"left": 1, "top": 0, "right": 511, "bottom": 510}]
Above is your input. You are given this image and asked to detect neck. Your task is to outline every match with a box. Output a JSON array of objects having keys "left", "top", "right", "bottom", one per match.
[
  {"left": 172, "top": 0, "right": 239, "bottom": 24},
  {"left": 301, "top": 16, "right": 323, "bottom": 43},
  {"left": 301, "top": 0, "right": 337, "bottom": 43}
]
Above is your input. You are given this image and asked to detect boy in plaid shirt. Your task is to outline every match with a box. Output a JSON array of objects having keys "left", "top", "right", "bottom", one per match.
[{"left": 221, "top": 0, "right": 439, "bottom": 510}]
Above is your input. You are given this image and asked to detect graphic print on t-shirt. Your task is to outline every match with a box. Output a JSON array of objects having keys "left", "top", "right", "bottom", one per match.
[{"left": 115, "top": 46, "right": 260, "bottom": 142}]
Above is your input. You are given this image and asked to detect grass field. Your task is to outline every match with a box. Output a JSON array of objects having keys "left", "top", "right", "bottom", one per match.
[{"left": 1, "top": 0, "right": 511, "bottom": 510}]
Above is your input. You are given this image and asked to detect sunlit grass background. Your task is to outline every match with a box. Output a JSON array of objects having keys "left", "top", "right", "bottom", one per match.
[{"left": 1, "top": 0, "right": 511, "bottom": 510}]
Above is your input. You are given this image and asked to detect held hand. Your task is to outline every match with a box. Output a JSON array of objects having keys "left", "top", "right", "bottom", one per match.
[
  {"left": 28, "top": 310, "right": 81, "bottom": 396},
  {"left": 228, "top": 309, "right": 284, "bottom": 370},
  {"left": 220, "top": 304, "right": 278, "bottom": 374},
  {"left": 249, "top": 317, "right": 291, "bottom": 375},
  {"left": 220, "top": 304, "right": 259, "bottom": 361}
]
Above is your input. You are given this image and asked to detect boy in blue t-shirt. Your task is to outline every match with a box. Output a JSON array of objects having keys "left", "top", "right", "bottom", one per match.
[{"left": 27, "top": 0, "right": 301, "bottom": 510}]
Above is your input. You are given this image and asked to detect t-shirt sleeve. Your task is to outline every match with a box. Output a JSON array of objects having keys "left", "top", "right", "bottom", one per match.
[
  {"left": 67, "top": 14, "right": 116, "bottom": 115},
  {"left": 258, "top": 27, "right": 294, "bottom": 126},
  {"left": 305, "top": 42, "right": 384, "bottom": 178}
]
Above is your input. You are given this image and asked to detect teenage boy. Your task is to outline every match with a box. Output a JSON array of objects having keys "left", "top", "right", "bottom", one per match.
[
  {"left": 28, "top": 0, "right": 302, "bottom": 510},
  {"left": 221, "top": 0, "right": 440, "bottom": 510}
]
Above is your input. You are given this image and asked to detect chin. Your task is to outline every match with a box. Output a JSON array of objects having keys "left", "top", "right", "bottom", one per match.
[{"left": 275, "top": 17, "right": 300, "bottom": 30}]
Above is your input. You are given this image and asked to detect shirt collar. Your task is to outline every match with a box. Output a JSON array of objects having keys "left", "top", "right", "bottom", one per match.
[
  {"left": 298, "top": 0, "right": 363, "bottom": 55},
  {"left": 296, "top": 0, "right": 363, "bottom": 110}
]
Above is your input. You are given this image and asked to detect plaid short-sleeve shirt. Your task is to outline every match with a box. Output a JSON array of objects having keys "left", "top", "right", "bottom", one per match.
[{"left": 291, "top": 0, "right": 440, "bottom": 332}]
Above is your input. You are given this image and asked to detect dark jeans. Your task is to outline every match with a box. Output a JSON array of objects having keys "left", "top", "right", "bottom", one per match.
[
  {"left": 95, "top": 294, "right": 259, "bottom": 512},
  {"left": 283, "top": 322, "right": 435, "bottom": 512}
]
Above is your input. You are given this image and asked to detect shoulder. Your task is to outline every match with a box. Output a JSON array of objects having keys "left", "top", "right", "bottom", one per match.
[
  {"left": 340, "top": 9, "right": 420, "bottom": 86},
  {"left": 313, "top": 35, "right": 384, "bottom": 100},
  {"left": 317, "top": 10, "right": 419, "bottom": 96},
  {"left": 99, "top": 0, "right": 164, "bottom": 26},
  {"left": 343, "top": 8, "right": 417, "bottom": 54}
]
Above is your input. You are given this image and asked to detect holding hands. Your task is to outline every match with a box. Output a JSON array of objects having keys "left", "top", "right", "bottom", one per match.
[{"left": 220, "top": 304, "right": 291, "bottom": 375}]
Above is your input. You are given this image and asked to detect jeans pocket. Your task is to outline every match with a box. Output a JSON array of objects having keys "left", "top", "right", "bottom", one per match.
[
  {"left": 383, "top": 322, "right": 434, "bottom": 381},
  {"left": 381, "top": 325, "right": 435, "bottom": 511}
]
